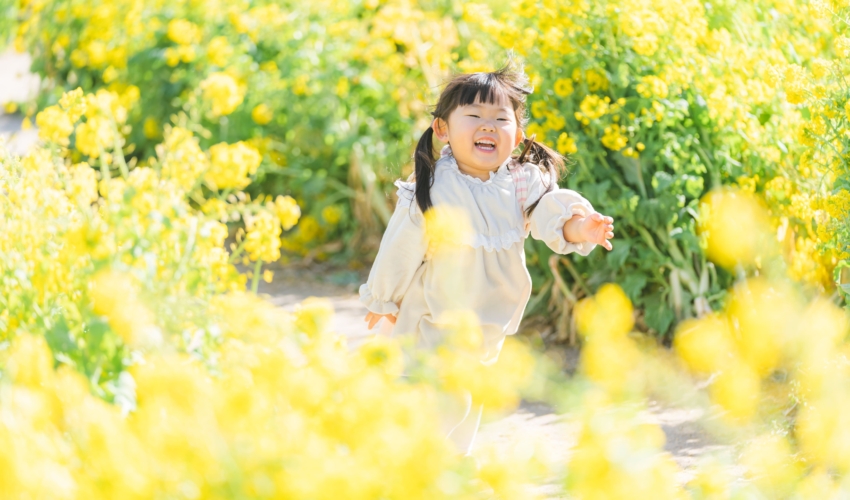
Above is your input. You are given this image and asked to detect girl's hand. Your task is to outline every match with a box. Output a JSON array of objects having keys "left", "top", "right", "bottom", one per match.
[
  {"left": 364, "top": 310, "right": 398, "bottom": 329},
  {"left": 564, "top": 212, "right": 614, "bottom": 251}
]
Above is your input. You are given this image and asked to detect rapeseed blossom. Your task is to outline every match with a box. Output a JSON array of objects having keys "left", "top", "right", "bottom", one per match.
[
  {"left": 205, "top": 141, "right": 261, "bottom": 190},
  {"left": 200, "top": 72, "right": 244, "bottom": 117}
]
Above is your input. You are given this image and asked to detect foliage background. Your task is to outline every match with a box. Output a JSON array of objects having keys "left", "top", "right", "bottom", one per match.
[{"left": 6, "top": 0, "right": 848, "bottom": 337}]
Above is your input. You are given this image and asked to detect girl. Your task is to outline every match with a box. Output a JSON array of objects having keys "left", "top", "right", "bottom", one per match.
[{"left": 359, "top": 61, "right": 614, "bottom": 455}]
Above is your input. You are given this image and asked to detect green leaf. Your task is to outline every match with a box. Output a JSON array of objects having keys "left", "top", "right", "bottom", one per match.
[
  {"left": 643, "top": 293, "right": 675, "bottom": 335},
  {"left": 620, "top": 273, "right": 648, "bottom": 303}
]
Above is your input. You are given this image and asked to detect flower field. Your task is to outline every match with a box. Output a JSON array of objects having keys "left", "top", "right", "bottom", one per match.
[{"left": 2, "top": 0, "right": 850, "bottom": 497}]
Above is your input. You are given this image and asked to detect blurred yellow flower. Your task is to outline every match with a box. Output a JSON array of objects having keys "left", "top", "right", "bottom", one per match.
[
  {"left": 321, "top": 204, "right": 342, "bottom": 225},
  {"left": 699, "top": 188, "right": 771, "bottom": 270},
  {"left": 294, "top": 297, "right": 334, "bottom": 337},
  {"left": 674, "top": 315, "right": 735, "bottom": 374},
  {"left": 575, "top": 283, "right": 634, "bottom": 339},
  {"left": 35, "top": 105, "right": 74, "bottom": 146},
  {"left": 244, "top": 210, "right": 282, "bottom": 262},
  {"left": 205, "top": 141, "right": 261, "bottom": 190},
  {"left": 424, "top": 204, "right": 472, "bottom": 251},
  {"left": 553, "top": 77, "right": 574, "bottom": 97},
  {"left": 200, "top": 72, "right": 244, "bottom": 117},
  {"left": 142, "top": 116, "right": 160, "bottom": 139},
  {"left": 251, "top": 103, "right": 274, "bottom": 125},
  {"left": 167, "top": 19, "right": 201, "bottom": 46},
  {"left": 556, "top": 132, "right": 578, "bottom": 154},
  {"left": 270, "top": 195, "right": 301, "bottom": 230}
]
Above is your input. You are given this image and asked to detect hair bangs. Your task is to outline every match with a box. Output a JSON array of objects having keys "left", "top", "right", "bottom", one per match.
[{"left": 456, "top": 73, "right": 513, "bottom": 108}]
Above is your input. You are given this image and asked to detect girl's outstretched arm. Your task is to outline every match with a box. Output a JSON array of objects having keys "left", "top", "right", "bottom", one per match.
[{"left": 522, "top": 164, "right": 609, "bottom": 256}]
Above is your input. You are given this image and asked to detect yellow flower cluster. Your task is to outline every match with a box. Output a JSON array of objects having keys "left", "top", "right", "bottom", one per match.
[
  {"left": 243, "top": 210, "right": 282, "bottom": 263},
  {"left": 200, "top": 72, "right": 244, "bottom": 117},
  {"left": 204, "top": 141, "right": 262, "bottom": 190},
  {"left": 269, "top": 195, "right": 302, "bottom": 230}
]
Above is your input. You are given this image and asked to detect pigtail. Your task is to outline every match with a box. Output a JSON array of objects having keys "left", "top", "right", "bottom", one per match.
[
  {"left": 515, "top": 134, "right": 569, "bottom": 217},
  {"left": 413, "top": 125, "right": 437, "bottom": 213}
]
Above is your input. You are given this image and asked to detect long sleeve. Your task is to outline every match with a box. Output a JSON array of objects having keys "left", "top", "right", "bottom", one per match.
[
  {"left": 359, "top": 181, "right": 429, "bottom": 315},
  {"left": 524, "top": 165, "right": 598, "bottom": 256}
]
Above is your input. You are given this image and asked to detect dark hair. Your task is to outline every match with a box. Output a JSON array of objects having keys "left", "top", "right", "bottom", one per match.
[{"left": 412, "top": 56, "right": 567, "bottom": 216}]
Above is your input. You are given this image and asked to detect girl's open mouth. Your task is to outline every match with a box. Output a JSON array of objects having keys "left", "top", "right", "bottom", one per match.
[{"left": 475, "top": 140, "right": 496, "bottom": 153}]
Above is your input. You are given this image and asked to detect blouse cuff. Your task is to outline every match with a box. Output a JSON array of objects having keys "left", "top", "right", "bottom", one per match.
[
  {"left": 358, "top": 284, "right": 400, "bottom": 315},
  {"left": 547, "top": 203, "right": 597, "bottom": 256}
]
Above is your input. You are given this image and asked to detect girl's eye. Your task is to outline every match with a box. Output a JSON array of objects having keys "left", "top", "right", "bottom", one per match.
[{"left": 467, "top": 115, "right": 479, "bottom": 118}]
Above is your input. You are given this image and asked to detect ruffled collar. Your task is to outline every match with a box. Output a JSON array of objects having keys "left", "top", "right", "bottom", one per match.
[{"left": 438, "top": 145, "right": 513, "bottom": 185}]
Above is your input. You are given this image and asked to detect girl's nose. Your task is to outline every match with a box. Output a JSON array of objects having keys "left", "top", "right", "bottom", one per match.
[{"left": 480, "top": 121, "right": 496, "bottom": 132}]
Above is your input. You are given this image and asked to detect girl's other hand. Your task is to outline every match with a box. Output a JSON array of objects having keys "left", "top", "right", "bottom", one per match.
[
  {"left": 365, "top": 311, "right": 398, "bottom": 330},
  {"left": 564, "top": 212, "right": 614, "bottom": 251},
  {"left": 581, "top": 212, "right": 614, "bottom": 251}
]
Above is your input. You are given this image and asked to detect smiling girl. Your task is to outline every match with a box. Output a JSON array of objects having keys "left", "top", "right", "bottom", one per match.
[{"left": 359, "top": 60, "right": 615, "bottom": 455}]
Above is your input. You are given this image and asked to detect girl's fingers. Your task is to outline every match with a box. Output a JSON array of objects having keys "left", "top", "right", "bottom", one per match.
[{"left": 605, "top": 231, "right": 614, "bottom": 239}]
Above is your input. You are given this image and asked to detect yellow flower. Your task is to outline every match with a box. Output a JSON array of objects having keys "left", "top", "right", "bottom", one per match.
[
  {"left": 553, "top": 77, "right": 574, "bottom": 97},
  {"left": 834, "top": 36, "right": 850, "bottom": 58},
  {"left": 556, "top": 131, "right": 577, "bottom": 155},
  {"left": 424, "top": 204, "right": 472, "bottom": 251},
  {"left": 270, "top": 195, "right": 301, "bottom": 230},
  {"left": 636, "top": 75, "right": 668, "bottom": 99},
  {"left": 205, "top": 141, "right": 261, "bottom": 190},
  {"left": 35, "top": 105, "right": 74, "bottom": 146},
  {"left": 65, "top": 162, "right": 98, "bottom": 205},
  {"left": 74, "top": 116, "right": 114, "bottom": 158},
  {"left": 585, "top": 68, "right": 609, "bottom": 92},
  {"left": 251, "top": 103, "right": 274, "bottom": 125},
  {"left": 578, "top": 94, "right": 608, "bottom": 120},
  {"left": 321, "top": 204, "right": 342, "bottom": 225},
  {"left": 709, "top": 360, "right": 760, "bottom": 422},
  {"left": 244, "top": 210, "right": 282, "bottom": 262},
  {"left": 143, "top": 116, "right": 160, "bottom": 139},
  {"left": 200, "top": 72, "right": 244, "bottom": 117},
  {"left": 160, "top": 127, "right": 209, "bottom": 191},
  {"left": 207, "top": 36, "right": 233, "bottom": 67},
  {"left": 574, "top": 283, "right": 634, "bottom": 339},
  {"left": 167, "top": 19, "right": 201, "bottom": 46},
  {"left": 6, "top": 335, "right": 54, "bottom": 388},
  {"left": 58, "top": 87, "right": 86, "bottom": 121},
  {"left": 89, "top": 270, "right": 160, "bottom": 346},
  {"left": 674, "top": 315, "right": 736, "bottom": 374},
  {"left": 811, "top": 58, "right": 831, "bottom": 78},
  {"left": 601, "top": 124, "right": 628, "bottom": 151},
  {"left": 467, "top": 40, "right": 487, "bottom": 61},
  {"left": 294, "top": 296, "right": 334, "bottom": 337},
  {"left": 698, "top": 188, "right": 771, "bottom": 270}
]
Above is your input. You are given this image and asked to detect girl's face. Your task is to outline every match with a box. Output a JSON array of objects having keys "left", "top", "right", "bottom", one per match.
[{"left": 432, "top": 97, "right": 524, "bottom": 179}]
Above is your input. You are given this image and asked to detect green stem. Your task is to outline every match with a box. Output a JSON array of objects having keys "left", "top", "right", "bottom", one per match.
[
  {"left": 250, "top": 259, "right": 263, "bottom": 294},
  {"left": 111, "top": 122, "right": 130, "bottom": 179},
  {"left": 228, "top": 239, "right": 248, "bottom": 263},
  {"left": 559, "top": 257, "right": 591, "bottom": 296}
]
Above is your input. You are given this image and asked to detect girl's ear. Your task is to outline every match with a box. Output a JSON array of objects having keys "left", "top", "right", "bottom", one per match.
[
  {"left": 432, "top": 117, "right": 449, "bottom": 142},
  {"left": 513, "top": 127, "right": 524, "bottom": 150}
]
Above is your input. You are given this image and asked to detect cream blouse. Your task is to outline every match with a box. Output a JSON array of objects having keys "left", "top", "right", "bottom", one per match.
[{"left": 359, "top": 151, "right": 598, "bottom": 364}]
